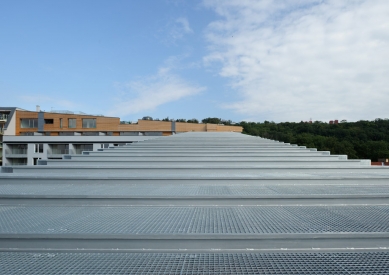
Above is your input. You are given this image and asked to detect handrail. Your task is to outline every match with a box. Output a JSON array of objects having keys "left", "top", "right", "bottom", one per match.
[
  {"left": 5, "top": 149, "right": 27, "bottom": 154},
  {"left": 75, "top": 148, "right": 93, "bottom": 154},
  {"left": 4, "top": 162, "right": 27, "bottom": 166},
  {"left": 0, "top": 114, "right": 8, "bottom": 120},
  {"left": 48, "top": 149, "right": 70, "bottom": 155}
]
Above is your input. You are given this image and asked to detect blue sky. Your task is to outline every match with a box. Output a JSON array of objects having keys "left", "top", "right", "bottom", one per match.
[{"left": 1, "top": 0, "right": 389, "bottom": 122}]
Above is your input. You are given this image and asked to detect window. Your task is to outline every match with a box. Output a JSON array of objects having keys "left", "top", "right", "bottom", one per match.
[
  {"left": 35, "top": 144, "right": 44, "bottom": 153},
  {"left": 49, "top": 144, "right": 69, "bottom": 155},
  {"left": 68, "top": 118, "right": 76, "bottom": 128},
  {"left": 10, "top": 144, "right": 27, "bottom": 154},
  {"left": 60, "top": 118, "right": 63, "bottom": 128},
  {"left": 20, "top": 118, "right": 38, "bottom": 128},
  {"left": 74, "top": 144, "right": 93, "bottom": 154},
  {"left": 82, "top": 118, "right": 96, "bottom": 128},
  {"left": 44, "top": 119, "right": 54, "bottom": 124}
]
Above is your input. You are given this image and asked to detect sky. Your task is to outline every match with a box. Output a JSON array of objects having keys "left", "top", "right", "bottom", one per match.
[{"left": 1, "top": 0, "right": 389, "bottom": 123}]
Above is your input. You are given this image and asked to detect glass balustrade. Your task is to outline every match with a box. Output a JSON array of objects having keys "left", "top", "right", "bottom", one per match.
[
  {"left": 5, "top": 148, "right": 28, "bottom": 154},
  {"left": 75, "top": 148, "right": 93, "bottom": 154},
  {"left": 48, "top": 149, "right": 70, "bottom": 155},
  {"left": 0, "top": 114, "right": 8, "bottom": 121}
]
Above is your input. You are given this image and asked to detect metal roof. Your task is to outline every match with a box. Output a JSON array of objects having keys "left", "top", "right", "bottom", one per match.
[{"left": 1, "top": 132, "right": 389, "bottom": 274}]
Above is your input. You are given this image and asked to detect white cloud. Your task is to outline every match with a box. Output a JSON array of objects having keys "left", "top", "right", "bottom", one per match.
[
  {"left": 163, "top": 17, "right": 194, "bottom": 44},
  {"left": 203, "top": 0, "right": 389, "bottom": 122},
  {"left": 108, "top": 66, "right": 205, "bottom": 117},
  {"left": 176, "top": 17, "right": 193, "bottom": 34}
]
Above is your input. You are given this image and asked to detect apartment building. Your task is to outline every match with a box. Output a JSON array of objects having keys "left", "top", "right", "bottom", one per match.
[{"left": 0, "top": 107, "right": 242, "bottom": 166}]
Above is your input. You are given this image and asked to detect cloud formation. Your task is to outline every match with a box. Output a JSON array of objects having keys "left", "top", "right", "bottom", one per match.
[
  {"left": 204, "top": 0, "right": 389, "bottom": 122},
  {"left": 108, "top": 66, "right": 205, "bottom": 117},
  {"left": 163, "top": 17, "right": 194, "bottom": 45},
  {"left": 176, "top": 17, "right": 193, "bottom": 34}
]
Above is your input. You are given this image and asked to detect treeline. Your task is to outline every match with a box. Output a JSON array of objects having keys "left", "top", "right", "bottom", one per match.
[
  {"left": 239, "top": 119, "right": 389, "bottom": 161},
  {"left": 125, "top": 116, "right": 389, "bottom": 160},
  {"left": 160, "top": 117, "right": 233, "bottom": 124}
]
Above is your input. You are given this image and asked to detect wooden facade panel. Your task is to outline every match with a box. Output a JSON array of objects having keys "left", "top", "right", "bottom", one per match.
[
  {"left": 120, "top": 121, "right": 242, "bottom": 132},
  {"left": 16, "top": 111, "right": 38, "bottom": 134},
  {"left": 119, "top": 121, "right": 171, "bottom": 132},
  {"left": 118, "top": 124, "right": 140, "bottom": 131},
  {"left": 137, "top": 121, "right": 172, "bottom": 131},
  {"left": 176, "top": 123, "right": 206, "bottom": 132},
  {"left": 42, "top": 114, "right": 119, "bottom": 132},
  {"left": 216, "top": 125, "right": 243, "bottom": 132},
  {"left": 15, "top": 111, "right": 120, "bottom": 135},
  {"left": 206, "top": 124, "right": 218, "bottom": 132},
  {"left": 14, "top": 111, "right": 242, "bottom": 135}
]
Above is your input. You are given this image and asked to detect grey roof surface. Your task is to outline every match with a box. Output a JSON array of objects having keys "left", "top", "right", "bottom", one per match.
[{"left": 1, "top": 132, "right": 389, "bottom": 274}]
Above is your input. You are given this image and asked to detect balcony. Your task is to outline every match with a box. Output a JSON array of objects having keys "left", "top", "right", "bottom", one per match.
[
  {"left": 48, "top": 149, "right": 70, "bottom": 155},
  {"left": 74, "top": 144, "right": 93, "bottom": 154},
  {"left": 75, "top": 148, "right": 93, "bottom": 154},
  {"left": 4, "top": 147, "right": 27, "bottom": 158},
  {"left": 3, "top": 159, "right": 27, "bottom": 166},
  {"left": 47, "top": 148, "right": 72, "bottom": 158},
  {"left": 0, "top": 114, "right": 8, "bottom": 123},
  {"left": 6, "top": 148, "right": 27, "bottom": 155}
]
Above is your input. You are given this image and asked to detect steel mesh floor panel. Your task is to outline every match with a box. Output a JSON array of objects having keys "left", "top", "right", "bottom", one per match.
[
  {"left": 1, "top": 205, "right": 389, "bottom": 234},
  {"left": 1, "top": 252, "right": 389, "bottom": 274},
  {"left": 6, "top": 169, "right": 389, "bottom": 179},
  {"left": 1, "top": 183, "right": 389, "bottom": 196}
]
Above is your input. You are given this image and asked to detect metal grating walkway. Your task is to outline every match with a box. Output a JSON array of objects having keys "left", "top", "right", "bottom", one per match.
[
  {"left": 1, "top": 132, "right": 389, "bottom": 273},
  {"left": 2, "top": 182, "right": 389, "bottom": 196},
  {"left": 1, "top": 252, "right": 389, "bottom": 275},
  {"left": 1, "top": 205, "right": 389, "bottom": 234}
]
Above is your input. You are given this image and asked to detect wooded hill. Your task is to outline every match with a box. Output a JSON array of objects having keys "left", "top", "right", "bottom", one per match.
[
  {"left": 134, "top": 117, "right": 389, "bottom": 161},
  {"left": 239, "top": 119, "right": 389, "bottom": 161}
]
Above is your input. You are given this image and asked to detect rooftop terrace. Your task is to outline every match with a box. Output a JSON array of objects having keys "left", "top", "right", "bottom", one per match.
[{"left": 1, "top": 132, "right": 389, "bottom": 274}]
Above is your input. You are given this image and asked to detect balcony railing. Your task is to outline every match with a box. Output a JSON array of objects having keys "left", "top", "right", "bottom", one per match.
[
  {"left": 0, "top": 114, "right": 8, "bottom": 121},
  {"left": 5, "top": 149, "right": 27, "bottom": 155},
  {"left": 48, "top": 149, "right": 70, "bottom": 155},
  {"left": 75, "top": 148, "right": 93, "bottom": 154},
  {"left": 4, "top": 162, "right": 27, "bottom": 166}
]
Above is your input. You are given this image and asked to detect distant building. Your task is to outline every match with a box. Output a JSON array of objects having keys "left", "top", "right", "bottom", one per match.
[
  {"left": 329, "top": 120, "right": 339, "bottom": 124},
  {"left": 0, "top": 107, "right": 242, "bottom": 166}
]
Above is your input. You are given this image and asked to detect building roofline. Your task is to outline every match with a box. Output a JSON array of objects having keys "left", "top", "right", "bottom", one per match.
[{"left": 0, "top": 107, "right": 119, "bottom": 119}]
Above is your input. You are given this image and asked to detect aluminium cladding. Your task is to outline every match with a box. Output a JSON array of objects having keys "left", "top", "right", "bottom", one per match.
[{"left": 1, "top": 132, "right": 389, "bottom": 274}]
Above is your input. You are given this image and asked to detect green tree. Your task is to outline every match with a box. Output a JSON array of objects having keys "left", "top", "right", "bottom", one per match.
[
  {"left": 187, "top": 119, "right": 199, "bottom": 123},
  {"left": 202, "top": 117, "right": 221, "bottom": 124}
]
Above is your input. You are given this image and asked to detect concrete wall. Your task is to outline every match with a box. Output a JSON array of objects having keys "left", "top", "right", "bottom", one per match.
[{"left": 3, "top": 110, "right": 16, "bottom": 136}]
